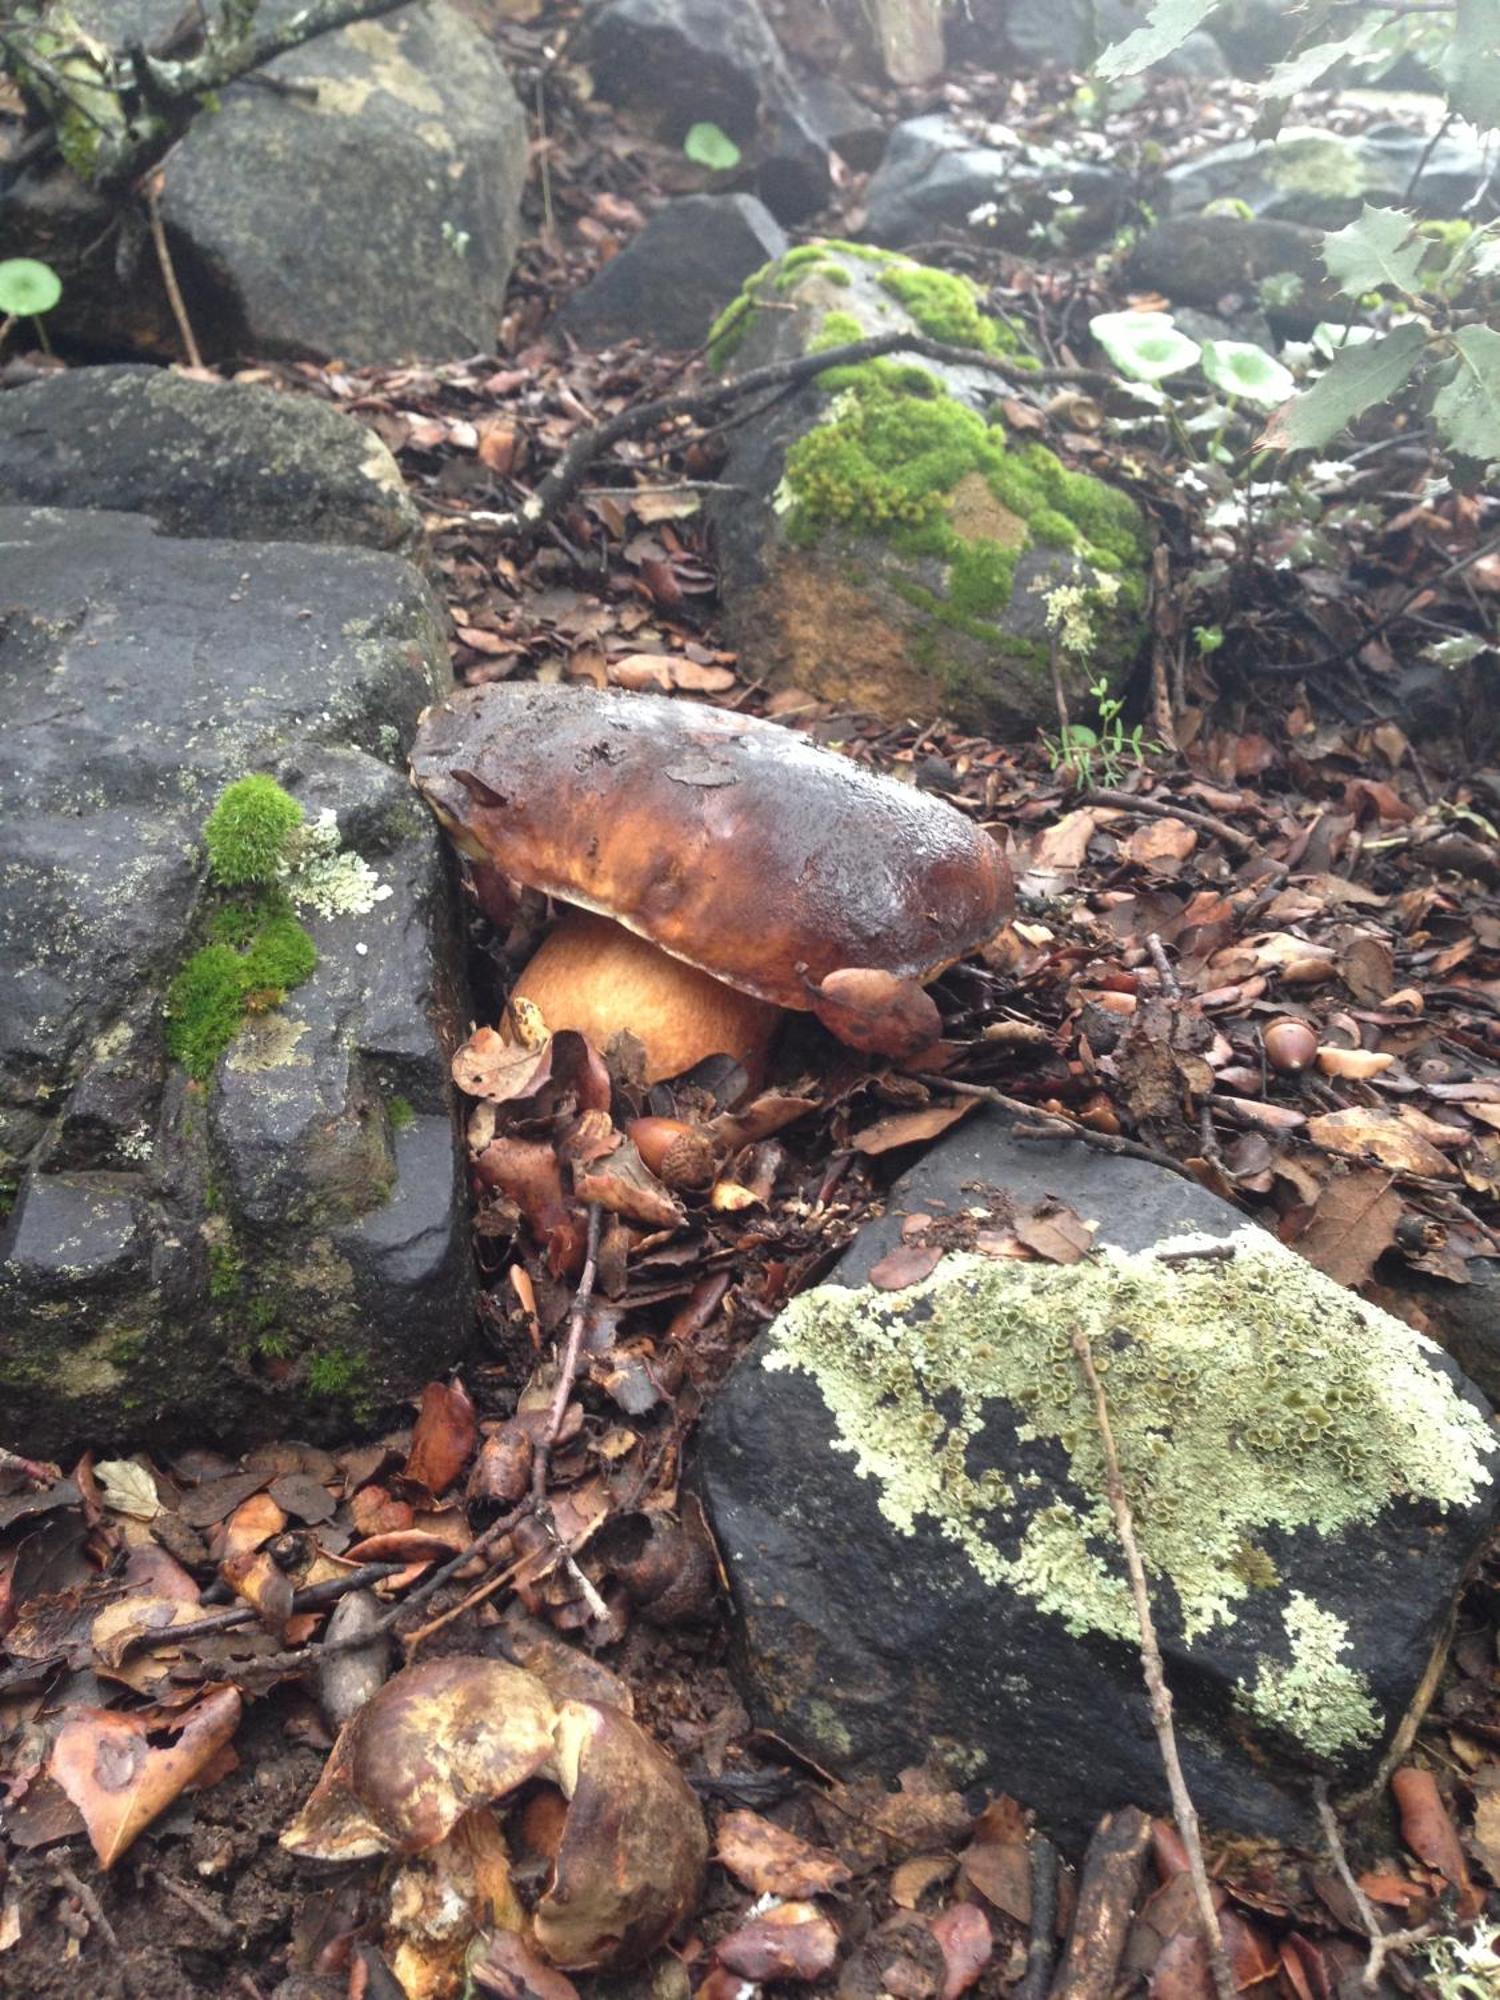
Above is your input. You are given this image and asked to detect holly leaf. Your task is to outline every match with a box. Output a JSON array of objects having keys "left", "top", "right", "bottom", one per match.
[
  {"left": 1443, "top": 0, "right": 1500, "bottom": 130},
  {"left": 1321, "top": 205, "right": 1427, "bottom": 299},
  {"left": 1259, "top": 22, "right": 1383, "bottom": 101},
  {"left": 1094, "top": 0, "right": 1219, "bottom": 76},
  {"left": 1432, "top": 326, "right": 1500, "bottom": 463},
  {"left": 1259, "top": 322, "right": 1426, "bottom": 452}
]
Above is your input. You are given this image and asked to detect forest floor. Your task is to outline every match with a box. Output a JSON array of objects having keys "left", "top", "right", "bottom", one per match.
[{"left": 3, "top": 19, "right": 1500, "bottom": 2000}]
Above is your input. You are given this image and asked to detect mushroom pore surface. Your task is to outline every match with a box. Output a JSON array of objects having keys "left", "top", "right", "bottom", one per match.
[{"left": 409, "top": 683, "right": 1012, "bottom": 1009}]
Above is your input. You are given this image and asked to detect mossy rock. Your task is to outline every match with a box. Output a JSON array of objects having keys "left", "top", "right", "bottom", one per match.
[
  {"left": 697, "top": 1111, "right": 1500, "bottom": 1847},
  {"left": 707, "top": 244, "right": 1150, "bottom": 735}
]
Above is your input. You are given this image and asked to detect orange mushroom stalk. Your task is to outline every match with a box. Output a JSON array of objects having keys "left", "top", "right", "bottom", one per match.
[{"left": 410, "top": 684, "right": 1013, "bottom": 1079}]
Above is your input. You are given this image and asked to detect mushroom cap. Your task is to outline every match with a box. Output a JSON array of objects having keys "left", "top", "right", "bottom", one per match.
[{"left": 410, "top": 684, "right": 1012, "bottom": 1010}]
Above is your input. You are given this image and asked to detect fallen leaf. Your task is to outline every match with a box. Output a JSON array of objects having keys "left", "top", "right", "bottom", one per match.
[
  {"left": 870, "top": 1244, "right": 945, "bottom": 1291},
  {"left": 1032, "top": 810, "right": 1097, "bottom": 872},
  {"left": 715, "top": 1808, "right": 852, "bottom": 1898},
  {"left": 1391, "top": 1766, "right": 1481, "bottom": 1917},
  {"left": 221, "top": 1490, "right": 287, "bottom": 1561},
  {"left": 404, "top": 1380, "right": 478, "bottom": 1498},
  {"left": 931, "top": 1902, "right": 991, "bottom": 2000},
  {"left": 1123, "top": 819, "right": 1197, "bottom": 868},
  {"left": 854, "top": 1100, "right": 977, "bottom": 1155},
  {"left": 50, "top": 1687, "right": 242, "bottom": 1866},
  {"left": 1287, "top": 1171, "right": 1402, "bottom": 1288},
  {"left": 1307, "top": 1110, "right": 1458, "bottom": 1179},
  {"left": 94, "top": 1460, "right": 160, "bottom": 1521},
  {"left": 891, "top": 1855, "right": 959, "bottom": 1909},
  {"left": 716, "top": 1902, "right": 841, "bottom": 1982},
  {"left": 453, "top": 1025, "right": 554, "bottom": 1105},
  {"left": 220, "top": 1550, "right": 294, "bottom": 1635},
  {"left": 1013, "top": 1202, "right": 1095, "bottom": 1266},
  {"left": 469, "top": 1930, "right": 582, "bottom": 2000}
]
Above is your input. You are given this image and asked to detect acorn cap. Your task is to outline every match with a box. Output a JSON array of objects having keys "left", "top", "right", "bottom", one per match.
[{"left": 410, "top": 684, "right": 1012, "bottom": 1011}]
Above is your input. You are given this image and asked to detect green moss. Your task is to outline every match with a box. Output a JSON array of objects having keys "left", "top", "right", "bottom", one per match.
[
  {"left": 948, "top": 539, "right": 1022, "bottom": 618},
  {"left": 306, "top": 1346, "right": 372, "bottom": 1413},
  {"left": 766, "top": 1226, "right": 1496, "bottom": 1755},
  {"left": 208, "top": 889, "right": 292, "bottom": 950},
  {"left": 166, "top": 945, "right": 254, "bottom": 1082},
  {"left": 388, "top": 1095, "right": 416, "bottom": 1131},
  {"left": 876, "top": 263, "right": 1020, "bottom": 355},
  {"left": 204, "top": 775, "right": 304, "bottom": 887},
  {"left": 242, "top": 915, "right": 318, "bottom": 993},
  {"left": 208, "top": 1239, "right": 244, "bottom": 1302},
  {"left": 1030, "top": 507, "right": 1080, "bottom": 547},
  {"left": 706, "top": 259, "right": 776, "bottom": 370}
]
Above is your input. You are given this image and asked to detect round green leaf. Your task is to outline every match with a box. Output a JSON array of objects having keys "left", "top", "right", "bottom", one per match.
[
  {"left": 1089, "top": 309, "right": 1201, "bottom": 384},
  {"left": 683, "top": 121, "right": 742, "bottom": 172},
  {"left": 0, "top": 258, "right": 62, "bottom": 317},
  {"left": 1200, "top": 339, "right": 1295, "bottom": 409}
]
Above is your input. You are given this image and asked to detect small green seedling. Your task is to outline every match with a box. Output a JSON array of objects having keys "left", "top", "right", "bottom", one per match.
[
  {"left": 0, "top": 258, "right": 62, "bottom": 354},
  {"left": 683, "top": 121, "right": 741, "bottom": 171}
]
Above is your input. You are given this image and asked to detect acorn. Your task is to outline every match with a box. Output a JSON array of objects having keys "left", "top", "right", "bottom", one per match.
[
  {"left": 1263, "top": 1018, "right": 1318, "bottom": 1073},
  {"left": 627, "top": 1117, "right": 719, "bottom": 1192}
]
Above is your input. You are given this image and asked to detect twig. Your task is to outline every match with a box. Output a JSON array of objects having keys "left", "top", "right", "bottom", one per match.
[
  {"left": 1071, "top": 1329, "right": 1235, "bottom": 2000},
  {"left": 144, "top": 172, "right": 203, "bottom": 368},
  {"left": 156, "top": 1871, "right": 237, "bottom": 1939},
  {"left": 1263, "top": 526, "right": 1500, "bottom": 681},
  {"left": 1313, "top": 1781, "right": 1436, "bottom": 1992},
  {"left": 1017, "top": 1830, "right": 1060, "bottom": 2000},
  {"left": 1081, "top": 788, "right": 1257, "bottom": 856},
  {"left": 447, "top": 331, "right": 1108, "bottom": 550},
  {"left": 1048, "top": 1806, "right": 1151, "bottom": 2000},
  {"left": 120, "top": 1559, "right": 405, "bottom": 1653},
  {"left": 533, "top": 1202, "right": 603, "bottom": 1500},
  {"left": 911, "top": 1075, "right": 1211, "bottom": 1187},
  {"left": 1147, "top": 544, "right": 1179, "bottom": 752},
  {"left": 1145, "top": 934, "right": 1180, "bottom": 1000},
  {"left": 52, "top": 1859, "right": 138, "bottom": 1997}
]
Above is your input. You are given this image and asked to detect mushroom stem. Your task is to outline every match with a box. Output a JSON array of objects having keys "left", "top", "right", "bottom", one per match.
[{"left": 511, "top": 909, "right": 782, "bottom": 1086}]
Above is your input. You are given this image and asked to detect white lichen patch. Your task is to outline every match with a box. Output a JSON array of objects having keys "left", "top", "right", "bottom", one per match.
[
  {"left": 1237, "top": 1595, "right": 1380, "bottom": 1756},
  {"left": 765, "top": 1229, "right": 1496, "bottom": 1716},
  {"left": 281, "top": 809, "right": 393, "bottom": 919}
]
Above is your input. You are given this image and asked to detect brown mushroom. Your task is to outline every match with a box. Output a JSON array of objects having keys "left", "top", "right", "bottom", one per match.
[{"left": 410, "top": 684, "right": 1012, "bottom": 1082}]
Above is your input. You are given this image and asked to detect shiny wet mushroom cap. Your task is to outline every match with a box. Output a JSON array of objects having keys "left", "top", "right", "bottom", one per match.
[{"left": 410, "top": 684, "right": 1012, "bottom": 1075}]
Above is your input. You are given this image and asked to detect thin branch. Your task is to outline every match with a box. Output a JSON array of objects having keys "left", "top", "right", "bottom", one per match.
[
  {"left": 1313, "top": 1781, "right": 1436, "bottom": 1992},
  {"left": 1080, "top": 788, "right": 1258, "bottom": 856},
  {"left": 144, "top": 172, "right": 203, "bottom": 368},
  {"left": 533, "top": 1202, "right": 603, "bottom": 1500},
  {"left": 1071, "top": 1327, "right": 1236, "bottom": 2000},
  {"left": 911, "top": 1074, "right": 1212, "bottom": 1187}
]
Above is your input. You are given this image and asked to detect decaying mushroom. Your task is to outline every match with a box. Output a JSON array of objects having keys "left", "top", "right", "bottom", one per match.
[
  {"left": 409, "top": 684, "right": 1012, "bottom": 1081},
  {"left": 282, "top": 1655, "right": 707, "bottom": 1994}
]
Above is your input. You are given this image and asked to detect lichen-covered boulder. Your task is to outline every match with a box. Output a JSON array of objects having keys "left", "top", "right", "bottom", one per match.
[
  {"left": 2, "top": 1, "right": 528, "bottom": 364},
  {"left": 0, "top": 366, "right": 420, "bottom": 553},
  {"left": 706, "top": 243, "right": 1150, "bottom": 735},
  {"left": 1160, "top": 125, "right": 1493, "bottom": 233},
  {"left": 696, "top": 1112, "right": 1500, "bottom": 1846},
  {"left": 0, "top": 507, "right": 472, "bottom": 1457}
]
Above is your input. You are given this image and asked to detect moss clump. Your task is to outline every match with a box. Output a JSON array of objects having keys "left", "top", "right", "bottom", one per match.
[
  {"left": 876, "top": 262, "right": 1018, "bottom": 354},
  {"left": 204, "top": 775, "right": 304, "bottom": 887},
  {"left": 388, "top": 1095, "right": 416, "bottom": 1131},
  {"left": 166, "top": 946, "right": 255, "bottom": 1082},
  {"left": 241, "top": 915, "right": 318, "bottom": 993},
  {"left": 306, "top": 1345, "right": 372, "bottom": 1414},
  {"left": 766, "top": 1226, "right": 1496, "bottom": 1756},
  {"left": 208, "top": 1238, "right": 244, "bottom": 1302}
]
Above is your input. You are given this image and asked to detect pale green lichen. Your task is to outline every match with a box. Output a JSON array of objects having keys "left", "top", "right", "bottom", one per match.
[
  {"left": 765, "top": 1227, "right": 1495, "bottom": 1751},
  {"left": 1237, "top": 1595, "right": 1381, "bottom": 1756},
  {"left": 281, "top": 808, "right": 393, "bottom": 918}
]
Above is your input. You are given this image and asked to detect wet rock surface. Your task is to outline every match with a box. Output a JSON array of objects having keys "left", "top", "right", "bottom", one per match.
[
  {"left": 0, "top": 366, "right": 421, "bottom": 552},
  {"left": 553, "top": 195, "right": 788, "bottom": 351},
  {"left": 1161, "top": 123, "right": 1498, "bottom": 232},
  {"left": 0, "top": 507, "right": 472, "bottom": 1456},
  {"left": 696, "top": 1111, "right": 1500, "bottom": 1847}
]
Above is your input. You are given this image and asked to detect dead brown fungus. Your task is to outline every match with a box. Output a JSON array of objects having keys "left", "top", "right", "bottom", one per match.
[{"left": 410, "top": 684, "right": 1013, "bottom": 1081}]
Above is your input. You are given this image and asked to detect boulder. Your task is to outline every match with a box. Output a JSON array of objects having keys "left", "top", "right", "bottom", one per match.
[
  {"left": 863, "top": 114, "right": 1130, "bottom": 254},
  {"left": 1, "top": 1, "right": 528, "bottom": 364},
  {"left": 707, "top": 243, "right": 1150, "bottom": 735},
  {"left": 0, "top": 508, "right": 473, "bottom": 1457},
  {"left": 583, "top": 0, "right": 832, "bottom": 224},
  {"left": 0, "top": 366, "right": 420, "bottom": 553},
  {"left": 552, "top": 196, "right": 787, "bottom": 351},
  {"left": 1123, "top": 216, "right": 1338, "bottom": 336},
  {"left": 948, "top": 0, "right": 1228, "bottom": 78},
  {"left": 696, "top": 1112, "right": 1500, "bottom": 1847},
  {"left": 1161, "top": 124, "right": 1496, "bottom": 232},
  {"left": 798, "top": 76, "right": 888, "bottom": 173}
]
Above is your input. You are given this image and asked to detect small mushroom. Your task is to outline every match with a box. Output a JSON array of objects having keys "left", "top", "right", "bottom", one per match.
[
  {"left": 282, "top": 1656, "right": 706, "bottom": 1975},
  {"left": 410, "top": 685, "right": 1012, "bottom": 1082}
]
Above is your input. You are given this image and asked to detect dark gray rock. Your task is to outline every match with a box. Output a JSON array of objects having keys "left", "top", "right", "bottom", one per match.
[
  {"left": 0, "top": 367, "right": 420, "bottom": 553},
  {"left": 863, "top": 114, "right": 1129, "bottom": 253},
  {"left": 552, "top": 196, "right": 787, "bottom": 351},
  {"left": 948, "top": 0, "right": 1228, "bottom": 78},
  {"left": 584, "top": 0, "right": 832, "bottom": 224},
  {"left": 1, "top": 2, "right": 528, "bottom": 364},
  {"left": 0, "top": 508, "right": 472, "bottom": 1457},
  {"left": 1161, "top": 124, "right": 1496, "bottom": 232},
  {"left": 797, "top": 76, "right": 888, "bottom": 173},
  {"left": 1124, "top": 215, "right": 1338, "bottom": 335},
  {"left": 696, "top": 1111, "right": 1500, "bottom": 1847}
]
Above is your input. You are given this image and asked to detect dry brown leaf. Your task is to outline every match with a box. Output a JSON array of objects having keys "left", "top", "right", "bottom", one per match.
[
  {"left": 220, "top": 1550, "right": 294, "bottom": 1636},
  {"left": 1123, "top": 819, "right": 1197, "bottom": 868},
  {"left": 1032, "top": 810, "right": 1097, "bottom": 872},
  {"left": 1391, "top": 1766, "right": 1481, "bottom": 1917},
  {"left": 453, "top": 1025, "right": 554, "bottom": 1105},
  {"left": 931, "top": 1901, "right": 992, "bottom": 2000},
  {"left": 715, "top": 1808, "right": 852, "bottom": 1898},
  {"left": 1307, "top": 1110, "right": 1458, "bottom": 1180},
  {"left": 854, "top": 1100, "right": 977, "bottom": 1156},
  {"left": 573, "top": 1142, "right": 685, "bottom": 1231},
  {"left": 870, "top": 1244, "right": 945, "bottom": 1291},
  {"left": 50, "top": 1687, "right": 242, "bottom": 1867},
  {"left": 404, "top": 1380, "right": 478, "bottom": 1498},
  {"left": 1471, "top": 1782, "right": 1500, "bottom": 1884},
  {"left": 1287, "top": 1171, "right": 1403, "bottom": 1288},
  {"left": 221, "top": 1490, "right": 286, "bottom": 1561},
  {"left": 716, "top": 1902, "right": 841, "bottom": 1983},
  {"left": 1013, "top": 1203, "right": 1095, "bottom": 1266},
  {"left": 891, "top": 1854, "right": 959, "bottom": 1909}
]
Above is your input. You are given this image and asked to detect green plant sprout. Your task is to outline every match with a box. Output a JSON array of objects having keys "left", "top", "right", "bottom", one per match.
[
  {"left": 0, "top": 257, "right": 61, "bottom": 354},
  {"left": 683, "top": 121, "right": 741, "bottom": 171}
]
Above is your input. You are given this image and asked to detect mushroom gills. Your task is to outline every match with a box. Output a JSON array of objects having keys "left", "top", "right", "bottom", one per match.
[{"left": 511, "top": 908, "right": 783, "bottom": 1086}]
